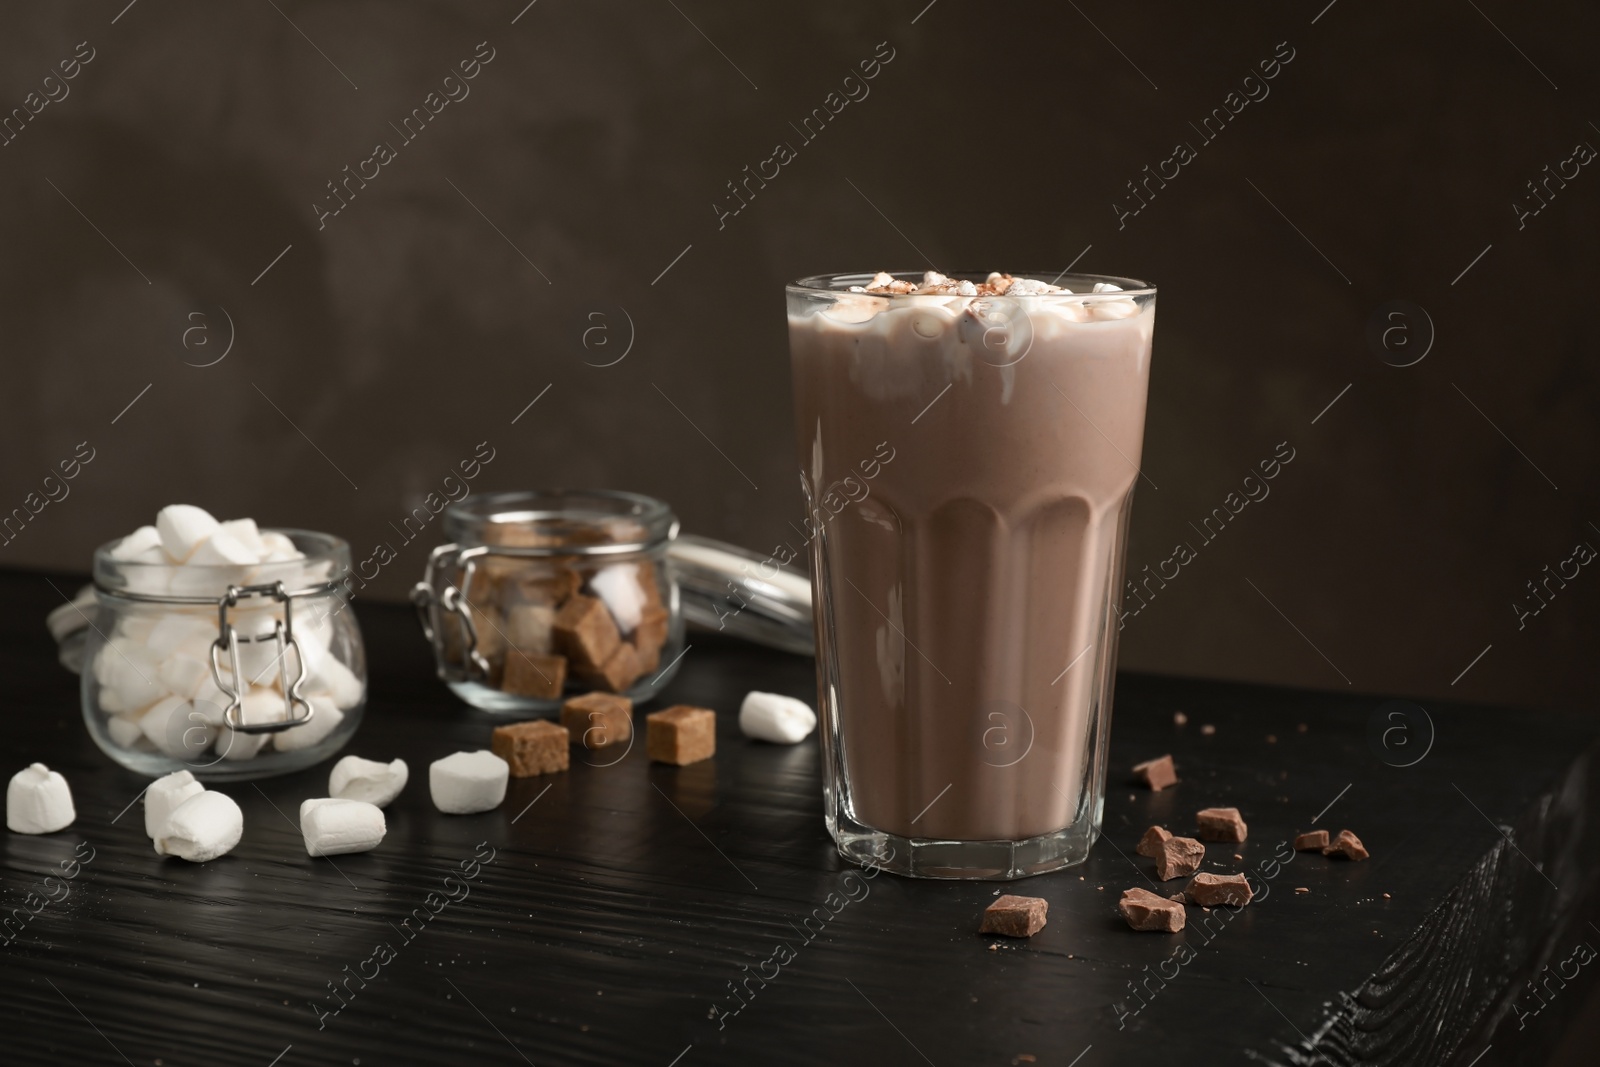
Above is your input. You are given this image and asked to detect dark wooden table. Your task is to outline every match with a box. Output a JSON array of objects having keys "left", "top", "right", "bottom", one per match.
[{"left": 4, "top": 569, "right": 1597, "bottom": 1067}]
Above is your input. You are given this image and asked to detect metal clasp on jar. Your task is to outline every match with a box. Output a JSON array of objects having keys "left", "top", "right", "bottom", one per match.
[
  {"left": 411, "top": 543, "right": 496, "bottom": 683},
  {"left": 209, "top": 581, "right": 315, "bottom": 734}
]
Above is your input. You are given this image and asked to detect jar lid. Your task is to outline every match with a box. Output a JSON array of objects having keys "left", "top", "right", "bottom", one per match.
[{"left": 668, "top": 535, "right": 814, "bottom": 656}]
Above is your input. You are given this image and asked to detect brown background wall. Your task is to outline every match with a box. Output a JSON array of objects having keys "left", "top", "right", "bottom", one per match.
[{"left": 1, "top": 1, "right": 1595, "bottom": 713}]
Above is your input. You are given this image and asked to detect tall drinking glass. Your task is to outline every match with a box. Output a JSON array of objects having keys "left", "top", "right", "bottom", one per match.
[{"left": 786, "top": 272, "right": 1156, "bottom": 879}]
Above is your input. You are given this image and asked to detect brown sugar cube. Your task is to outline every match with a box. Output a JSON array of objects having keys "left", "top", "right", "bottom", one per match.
[
  {"left": 1294, "top": 829, "right": 1330, "bottom": 852},
  {"left": 501, "top": 651, "right": 566, "bottom": 700},
  {"left": 1119, "top": 888, "right": 1185, "bottom": 933},
  {"left": 1323, "top": 829, "right": 1370, "bottom": 861},
  {"left": 1185, "top": 872, "right": 1254, "bottom": 907},
  {"left": 631, "top": 606, "right": 670, "bottom": 673},
  {"left": 1135, "top": 825, "right": 1172, "bottom": 858},
  {"left": 1132, "top": 754, "right": 1178, "bottom": 791},
  {"left": 646, "top": 705, "right": 716, "bottom": 765},
  {"left": 634, "top": 559, "right": 664, "bottom": 611},
  {"left": 482, "top": 522, "right": 559, "bottom": 548},
  {"left": 1155, "top": 836, "right": 1206, "bottom": 881},
  {"left": 561, "top": 692, "right": 633, "bottom": 750},
  {"left": 504, "top": 602, "right": 556, "bottom": 656},
  {"left": 979, "top": 894, "right": 1048, "bottom": 937},
  {"left": 577, "top": 641, "right": 642, "bottom": 694},
  {"left": 490, "top": 719, "right": 570, "bottom": 777},
  {"left": 1196, "top": 806, "right": 1248, "bottom": 842},
  {"left": 554, "top": 594, "right": 621, "bottom": 668},
  {"left": 503, "top": 566, "right": 582, "bottom": 607}
]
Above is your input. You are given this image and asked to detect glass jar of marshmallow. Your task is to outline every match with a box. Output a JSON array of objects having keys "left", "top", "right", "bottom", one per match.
[
  {"left": 83, "top": 506, "right": 366, "bottom": 779},
  {"left": 412, "top": 490, "right": 683, "bottom": 714}
]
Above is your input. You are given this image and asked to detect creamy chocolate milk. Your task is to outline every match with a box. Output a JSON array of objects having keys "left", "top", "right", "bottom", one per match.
[{"left": 787, "top": 271, "right": 1155, "bottom": 878}]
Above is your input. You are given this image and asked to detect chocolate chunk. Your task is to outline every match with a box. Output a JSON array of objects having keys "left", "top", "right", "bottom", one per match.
[
  {"left": 561, "top": 691, "right": 633, "bottom": 750},
  {"left": 1135, "top": 825, "right": 1171, "bottom": 858},
  {"left": 490, "top": 719, "right": 570, "bottom": 777},
  {"left": 980, "top": 894, "right": 1048, "bottom": 937},
  {"left": 1184, "top": 872, "right": 1253, "bottom": 907},
  {"left": 554, "top": 594, "right": 621, "bottom": 668},
  {"left": 501, "top": 650, "right": 567, "bottom": 700},
  {"left": 1323, "top": 829, "right": 1369, "bottom": 861},
  {"left": 1155, "top": 836, "right": 1206, "bottom": 881},
  {"left": 1119, "top": 888, "right": 1185, "bottom": 932},
  {"left": 646, "top": 705, "right": 716, "bottom": 765},
  {"left": 1132, "top": 754, "right": 1178, "bottom": 791},
  {"left": 1293, "top": 829, "right": 1329, "bottom": 852},
  {"left": 1196, "top": 806, "right": 1248, "bottom": 842}
]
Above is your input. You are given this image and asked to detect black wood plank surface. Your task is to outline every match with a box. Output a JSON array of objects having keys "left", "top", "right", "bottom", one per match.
[{"left": 2, "top": 569, "right": 1596, "bottom": 1067}]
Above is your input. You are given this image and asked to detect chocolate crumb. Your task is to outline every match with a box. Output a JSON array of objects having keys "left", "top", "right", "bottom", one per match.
[
  {"left": 1119, "top": 887, "right": 1185, "bottom": 932},
  {"left": 1294, "top": 887, "right": 1309, "bottom": 894},
  {"left": 1135, "top": 825, "right": 1172, "bottom": 857},
  {"left": 1155, "top": 836, "right": 1206, "bottom": 881},
  {"left": 1297, "top": 723, "right": 1309, "bottom": 733},
  {"left": 1174, "top": 711, "right": 1188, "bottom": 726},
  {"left": 1324, "top": 829, "right": 1369, "bottom": 861},
  {"left": 1185, "top": 872, "right": 1254, "bottom": 907},
  {"left": 1132, "top": 754, "right": 1179, "bottom": 791},
  {"left": 1266, "top": 734, "right": 1277, "bottom": 744},
  {"left": 1383, "top": 892, "right": 1392, "bottom": 899},
  {"left": 1201, "top": 724, "right": 1216, "bottom": 736},
  {"left": 1196, "top": 806, "right": 1248, "bottom": 842},
  {"left": 1294, "top": 829, "right": 1330, "bottom": 852},
  {"left": 980, "top": 894, "right": 1048, "bottom": 937}
]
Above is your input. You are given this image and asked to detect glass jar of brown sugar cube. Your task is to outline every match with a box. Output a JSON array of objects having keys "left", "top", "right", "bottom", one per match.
[{"left": 412, "top": 490, "right": 684, "bottom": 714}]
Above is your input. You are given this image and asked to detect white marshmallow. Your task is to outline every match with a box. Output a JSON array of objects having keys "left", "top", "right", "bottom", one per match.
[
  {"left": 429, "top": 750, "right": 508, "bottom": 815},
  {"left": 1091, "top": 281, "right": 1124, "bottom": 293},
  {"left": 146, "top": 614, "right": 217, "bottom": 660},
  {"left": 97, "top": 642, "right": 167, "bottom": 717},
  {"left": 589, "top": 563, "right": 644, "bottom": 632},
  {"left": 110, "top": 525, "right": 163, "bottom": 560},
  {"left": 188, "top": 527, "right": 260, "bottom": 567},
  {"left": 309, "top": 654, "right": 364, "bottom": 710},
  {"left": 107, "top": 716, "right": 145, "bottom": 749},
  {"left": 1090, "top": 297, "right": 1140, "bottom": 320},
  {"left": 214, "top": 687, "right": 283, "bottom": 761},
  {"left": 191, "top": 671, "right": 233, "bottom": 725},
  {"left": 144, "top": 770, "right": 205, "bottom": 840},
  {"left": 217, "top": 518, "right": 266, "bottom": 558},
  {"left": 6, "top": 763, "right": 75, "bottom": 834},
  {"left": 299, "top": 797, "right": 386, "bottom": 857},
  {"left": 329, "top": 756, "right": 408, "bottom": 808},
  {"left": 156, "top": 504, "right": 220, "bottom": 563},
  {"left": 738, "top": 691, "right": 818, "bottom": 744},
  {"left": 115, "top": 614, "right": 157, "bottom": 644},
  {"left": 167, "top": 561, "right": 253, "bottom": 599},
  {"left": 158, "top": 653, "right": 211, "bottom": 701},
  {"left": 269, "top": 696, "right": 344, "bottom": 752},
  {"left": 121, "top": 552, "right": 173, "bottom": 595},
  {"left": 140, "top": 695, "right": 217, "bottom": 761},
  {"left": 157, "top": 790, "right": 242, "bottom": 861},
  {"left": 259, "top": 531, "right": 303, "bottom": 560}
]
